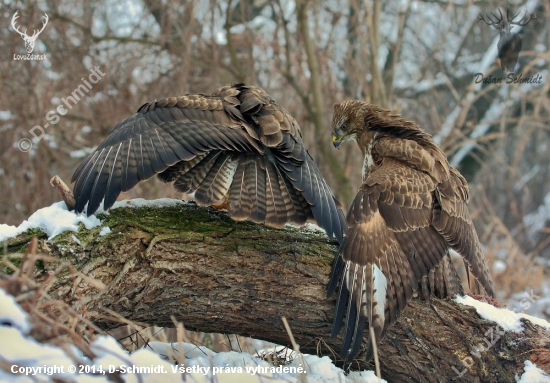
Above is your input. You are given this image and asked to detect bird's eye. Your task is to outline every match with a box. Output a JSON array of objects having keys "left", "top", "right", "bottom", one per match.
[{"left": 341, "top": 123, "right": 348, "bottom": 131}]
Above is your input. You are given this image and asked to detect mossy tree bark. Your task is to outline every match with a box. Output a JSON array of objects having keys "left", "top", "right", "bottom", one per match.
[{"left": 4, "top": 202, "right": 550, "bottom": 382}]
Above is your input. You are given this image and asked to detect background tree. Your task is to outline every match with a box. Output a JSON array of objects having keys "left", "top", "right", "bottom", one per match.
[{"left": 1, "top": 0, "right": 549, "bottom": 314}]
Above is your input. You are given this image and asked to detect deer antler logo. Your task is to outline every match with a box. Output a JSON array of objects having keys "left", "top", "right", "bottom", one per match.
[
  {"left": 478, "top": 7, "right": 536, "bottom": 74},
  {"left": 11, "top": 11, "right": 49, "bottom": 54}
]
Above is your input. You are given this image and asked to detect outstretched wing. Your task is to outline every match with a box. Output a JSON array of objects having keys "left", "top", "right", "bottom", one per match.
[
  {"left": 71, "top": 84, "right": 345, "bottom": 242},
  {"left": 329, "top": 158, "right": 451, "bottom": 360},
  {"left": 71, "top": 91, "right": 256, "bottom": 215}
]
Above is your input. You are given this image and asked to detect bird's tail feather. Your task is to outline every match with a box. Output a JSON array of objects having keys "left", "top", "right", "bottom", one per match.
[
  {"left": 227, "top": 156, "right": 312, "bottom": 227},
  {"left": 419, "top": 250, "right": 464, "bottom": 299}
]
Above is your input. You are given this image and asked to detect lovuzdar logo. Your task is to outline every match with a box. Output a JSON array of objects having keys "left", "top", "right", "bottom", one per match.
[{"left": 11, "top": 10, "right": 49, "bottom": 60}]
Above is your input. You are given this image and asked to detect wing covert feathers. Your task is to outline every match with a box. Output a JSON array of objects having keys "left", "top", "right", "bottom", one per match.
[
  {"left": 71, "top": 84, "right": 345, "bottom": 242},
  {"left": 329, "top": 162, "right": 493, "bottom": 359}
]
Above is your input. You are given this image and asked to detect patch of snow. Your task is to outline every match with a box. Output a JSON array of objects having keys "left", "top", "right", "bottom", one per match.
[
  {"left": 514, "top": 312, "right": 550, "bottom": 331},
  {"left": 302, "top": 222, "right": 325, "bottom": 235},
  {"left": 492, "top": 260, "right": 507, "bottom": 273},
  {"left": 0, "top": 327, "right": 79, "bottom": 382},
  {"left": 450, "top": 98, "right": 509, "bottom": 167},
  {"left": 535, "top": 43, "right": 546, "bottom": 52},
  {"left": 0, "top": 201, "right": 102, "bottom": 243},
  {"left": 285, "top": 222, "right": 326, "bottom": 237},
  {"left": 395, "top": 74, "right": 447, "bottom": 96},
  {"left": 91, "top": 336, "right": 181, "bottom": 383},
  {"left": 523, "top": 193, "right": 550, "bottom": 241},
  {"left": 0, "top": 111, "right": 13, "bottom": 121},
  {"left": 455, "top": 295, "right": 550, "bottom": 332},
  {"left": 44, "top": 134, "right": 58, "bottom": 149},
  {"left": 215, "top": 31, "right": 227, "bottom": 45},
  {"left": 516, "top": 360, "right": 550, "bottom": 383},
  {"left": 109, "top": 198, "right": 187, "bottom": 211},
  {"left": 99, "top": 227, "right": 111, "bottom": 236},
  {"left": 0, "top": 289, "right": 30, "bottom": 334},
  {"left": 257, "top": 346, "right": 297, "bottom": 363},
  {"left": 0, "top": 224, "right": 20, "bottom": 242},
  {"left": 147, "top": 341, "right": 216, "bottom": 360},
  {"left": 145, "top": 341, "right": 386, "bottom": 383},
  {"left": 513, "top": 165, "right": 541, "bottom": 192},
  {"left": 71, "top": 235, "right": 81, "bottom": 245},
  {"left": 70, "top": 148, "right": 94, "bottom": 158}
]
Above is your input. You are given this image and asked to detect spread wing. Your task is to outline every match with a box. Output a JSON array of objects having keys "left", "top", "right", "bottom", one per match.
[
  {"left": 71, "top": 84, "right": 345, "bottom": 242},
  {"left": 329, "top": 158, "right": 462, "bottom": 360}
]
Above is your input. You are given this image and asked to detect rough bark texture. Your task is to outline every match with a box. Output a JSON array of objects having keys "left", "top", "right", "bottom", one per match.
[{"left": 4, "top": 202, "right": 550, "bottom": 382}]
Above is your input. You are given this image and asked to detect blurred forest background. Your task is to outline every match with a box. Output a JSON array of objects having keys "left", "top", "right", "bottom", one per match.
[{"left": 0, "top": 0, "right": 549, "bottom": 318}]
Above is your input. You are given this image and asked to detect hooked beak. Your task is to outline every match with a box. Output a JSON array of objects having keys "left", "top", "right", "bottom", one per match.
[{"left": 332, "top": 134, "right": 342, "bottom": 149}]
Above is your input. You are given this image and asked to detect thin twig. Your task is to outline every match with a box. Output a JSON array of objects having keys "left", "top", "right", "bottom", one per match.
[
  {"left": 50, "top": 175, "right": 76, "bottom": 210},
  {"left": 370, "top": 326, "right": 381, "bottom": 381}
]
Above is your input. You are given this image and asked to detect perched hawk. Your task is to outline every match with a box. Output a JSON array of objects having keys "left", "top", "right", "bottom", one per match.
[
  {"left": 328, "top": 100, "right": 495, "bottom": 360},
  {"left": 71, "top": 84, "right": 346, "bottom": 243}
]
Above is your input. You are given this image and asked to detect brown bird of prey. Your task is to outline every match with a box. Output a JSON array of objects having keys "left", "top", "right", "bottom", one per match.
[
  {"left": 328, "top": 100, "right": 495, "bottom": 360},
  {"left": 71, "top": 84, "right": 346, "bottom": 243}
]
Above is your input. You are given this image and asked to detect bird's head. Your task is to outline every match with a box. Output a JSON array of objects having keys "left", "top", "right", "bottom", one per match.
[
  {"left": 331, "top": 100, "right": 373, "bottom": 148},
  {"left": 332, "top": 100, "right": 432, "bottom": 150}
]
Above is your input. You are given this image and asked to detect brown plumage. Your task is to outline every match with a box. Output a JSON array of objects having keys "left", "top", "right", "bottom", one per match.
[
  {"left": 329, "top": 100, "right": 495, "bottom": 360},
  {"left": 71, "top": 84, "right": 346, "bottom": 243}
]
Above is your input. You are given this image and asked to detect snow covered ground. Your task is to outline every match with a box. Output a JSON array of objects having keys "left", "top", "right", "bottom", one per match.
[{"left": 0, "top": 287, "right": 382, "bottom": 383}]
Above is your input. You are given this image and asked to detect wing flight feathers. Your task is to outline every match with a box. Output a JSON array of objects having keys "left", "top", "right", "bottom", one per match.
[{"left": 72, "top": 84, "right": 345, "bottom": 243}]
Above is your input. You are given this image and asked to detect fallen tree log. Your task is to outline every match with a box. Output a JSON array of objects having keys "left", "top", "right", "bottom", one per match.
[{"left": 3, "top": 201, "right": 550, "bottom": 382}]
